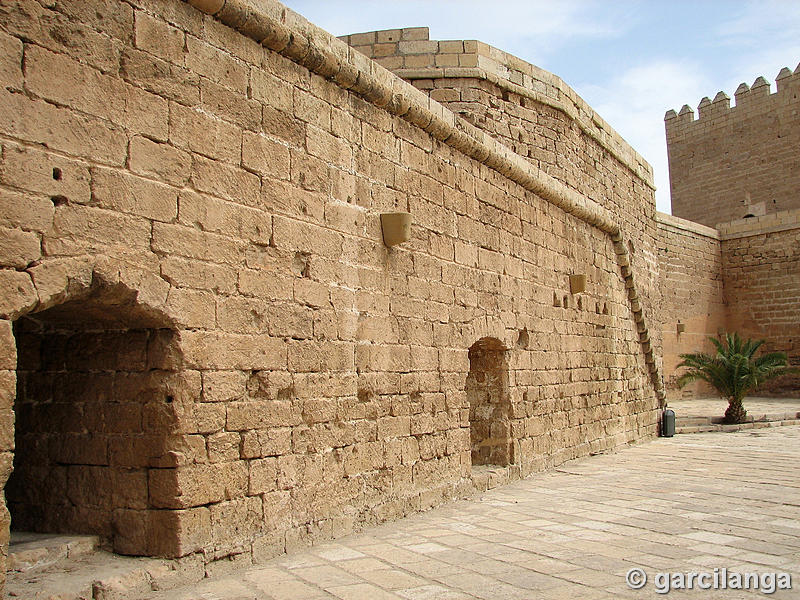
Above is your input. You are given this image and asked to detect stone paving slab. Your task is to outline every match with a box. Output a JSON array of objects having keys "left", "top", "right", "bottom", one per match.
[
  {"left": 151, "top": 426, "right": 800, "bottom": 599},
  {"left": 671, "top": 397, "right": 800, "bottom": 434},
  {"left": 670, "top": 396, "right": 800, "bottom": 419}
]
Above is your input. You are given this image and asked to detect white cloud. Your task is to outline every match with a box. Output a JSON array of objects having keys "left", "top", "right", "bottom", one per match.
[
  {"left": 714, "top": 1, "right": 800, "bottom": 92},
  {"left": 284, "top": 0, "right": 632, "bottom": 62},
  {"left": 576, "top": 61, "right": 708, "bottom": 213}
]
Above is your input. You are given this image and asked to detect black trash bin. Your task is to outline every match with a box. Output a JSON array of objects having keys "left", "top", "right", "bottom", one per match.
[{"left": 661, "top": 408, "right": 675, "bottom": 437}]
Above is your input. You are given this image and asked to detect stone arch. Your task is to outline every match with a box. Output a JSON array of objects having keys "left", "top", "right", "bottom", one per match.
[
  {"left": 466, "top": 337, "right": 513, "bottom": 466},
  {"left": 1, "top": 262, "right": 193, "bottom": 560}
]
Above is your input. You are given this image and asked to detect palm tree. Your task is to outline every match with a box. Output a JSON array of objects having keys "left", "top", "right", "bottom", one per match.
[{"left": 676, "top": 333, "right": 795, "bottom": 424}]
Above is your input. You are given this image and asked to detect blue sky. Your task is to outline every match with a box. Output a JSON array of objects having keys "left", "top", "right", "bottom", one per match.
[{"left": 281, "top": 1, "right": 800, "bottom": 213}]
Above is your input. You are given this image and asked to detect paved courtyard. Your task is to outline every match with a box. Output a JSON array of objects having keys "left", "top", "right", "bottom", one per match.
[
  {"left": 153, "top": 427, "right": 800, "bottom": 599},
  {"left": 670, "top": 396, "right": 800, "bottom": 420}
]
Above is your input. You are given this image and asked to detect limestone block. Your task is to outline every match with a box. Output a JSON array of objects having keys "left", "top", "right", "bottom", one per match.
[
  {"left": 241, "top": 428, "right": 292, "bottom": 458},
  {"left": 288, "top": 340, "right": 354, "bottom": 372},
  {"left": 190, "top": 155, "right": 261, "bottom": 208},
  {"left": 27, "top": 257, "right": 93, "bottom": 312},
  {"left": 164, "top": 287, "right": 216, "bottom": 329},
  {"left": 0, "top": 227, "right": 40, "bottom": 268},
  {"left": 92, "top": 167, "right": 178, "bottom": 222},
  {"left": 226, "top": 400, "right": 299, "bottom": 431},
  {"left": 189, "top": 403, "right": 226, "bottom": 434},
  {"left": 0, "top": 31, "right": 22, "bottom": 90},
  {"left": 0, "top": 189, "right": 54, "bottom": 234},
  {"left": 121, "top": 47, "right": 201, "bottom": 106},
  {"left": 0, "top": 143, "right": 90, "bottom": 205},
  {"left": 49, "top": 203, "right": 152, "bottom": 255},
  {"left": 248, "top": 457, "right": 277, "bottom": 495},
  {"left": 160, "top": 256, "right": 237, "bottom": 295},
  {"left": 272, "top": 216, "right": 343, "bottom": 257},
  {"left": 207, "top": 432, "right": 241, "bottom": 463},
  {"left": 0, "top": 271, "right": 37, "bottom": 319},
  {"left": 201, "top": 371, "right": 248, "bottom": 403},
  {"left": 151, "top": 223, "right": 245, "bottom": 265},
  {"left": 25, "top": 44, "right": 168, "bottom": 140},
  {"left": 149, "top": 462, "right": 248, "bottom": 509},
  {"left": 185, "top": 36, "right": 248, "bottom": 93},
  {"left": 200, "top": 78, "right": 262, "bottom": 130},
  {"left": 134, "top": 10, "right": 185, "bottom": 64},
  {"left": 0, "top": 87, "right": 128, "bottom": 165},
  {"left": 242, "top": 131, "right": 290, "bottom": 179},
  {"left": 0, "top": 370, "right": 14, "bottom": 412},
  {"left": 208, "top": 496, "right": 264, "bottom": 551},
  {"left": 169, "top": 103, "right": 241, "bottom": 163},
  {"left": 129, "top": 136, "right": 192, "bottom": 186},
  {"left": 251, "top": 531, "right": 285, "bottom": 563},
  {"left": 249, "top": 69, "right": 293, "bottom": 112}
]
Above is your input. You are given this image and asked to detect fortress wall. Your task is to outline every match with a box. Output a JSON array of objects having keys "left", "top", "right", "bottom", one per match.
[
  {"left": 720, "top": 210, "right": 800, "bottom": 394},
  {"left": 0, "top": 0, "right": 660, "bottom": 582},
  {"left": 342, "top": 27, "right": 663, "bottom": 394},
  {"left": 665, "top": 67, "right": 800, "bottom": 227},
  {"left": 655, "top": 214, "right": 725, "bottom": 399},
  {"left": 656, "top": 209, "right": 800, "bottom": 399}
]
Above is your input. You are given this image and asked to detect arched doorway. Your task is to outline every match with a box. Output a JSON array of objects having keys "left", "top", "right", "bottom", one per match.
[
  {"left": 466, "top": 337, "right": 512, "bottom": 466},
  {"left": 6, "top": 282, "right": 184, "bottom": 556}
]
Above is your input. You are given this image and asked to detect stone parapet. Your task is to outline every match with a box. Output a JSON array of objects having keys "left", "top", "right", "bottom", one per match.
[
  {"left": 665, "top": 66, "right": 800, "bottom": 226},
  {"left": 341, "top": 27, "right": 654, "bottom": 189},
  {"left": 717, "top": 207, "right": 800, "bottom": 240}
]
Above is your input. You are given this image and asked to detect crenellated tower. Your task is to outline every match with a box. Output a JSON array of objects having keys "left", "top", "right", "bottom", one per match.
[{"left": 665, "top": 65, "right": 800, "bottom": 227}]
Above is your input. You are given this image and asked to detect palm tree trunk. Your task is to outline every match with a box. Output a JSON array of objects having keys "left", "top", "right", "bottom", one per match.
[{"left": 724, "top": 396, "right": 747, "bottom": 424}]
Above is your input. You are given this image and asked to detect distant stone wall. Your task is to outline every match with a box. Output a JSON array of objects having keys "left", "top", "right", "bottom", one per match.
[
  {"left": 656, "top": 214, "right": 725, "bottom": 399},
  {"left": 721, "top": 210, "right": 800, "bottom": 394},
  {"left": 656, "top": 209, "right": 800, "bottom": 399},
  {"left": 0, "top": 0, "right": 662, "bottom": 589},
  {"left": 665, "top": 67, "right": 800, "bottom": 227}
]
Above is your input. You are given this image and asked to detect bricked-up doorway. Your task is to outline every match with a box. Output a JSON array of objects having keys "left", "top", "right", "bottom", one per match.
[
  {"left": 467, "top": 337, "right": 513, "bottom": 466},
  {"left": 7, "top": 287, "right": 183, "bottom": 556}
]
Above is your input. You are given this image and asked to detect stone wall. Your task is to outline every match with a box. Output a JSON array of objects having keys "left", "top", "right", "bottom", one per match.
[
  {"left": 721, "top": 210, "right": 800, "bottom": 394},
  {"left": 340, "top": 26, "right": 663, "bottom": 399},
  {"left": 656, "top": 214, "right": 725, "bottom": 399},
  {"left": 0, "top": 0, "right": 662, "bottom": 587},
  {"left": 656, "top": 209, "right": 800, "bottom": 398},
  {"left": 665, "top": 67, "right": 800, "bottom": 227}
]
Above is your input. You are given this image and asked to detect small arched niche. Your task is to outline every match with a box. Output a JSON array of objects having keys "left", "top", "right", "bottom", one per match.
[{"left": 466, "top": 337, "right": 512, "bottom": 467}]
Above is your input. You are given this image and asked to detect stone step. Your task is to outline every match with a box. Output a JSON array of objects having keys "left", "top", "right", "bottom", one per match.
[
  {"left": 8, "top": 532, "right": 100, "bottom": 573},
  {"left": 676, "top": 418, "right": 800, "bottom": 435},
  {"left": 5, "top": 533, "right": 203, "bottom": 600},
  {"left": 676, "top": 411, "right": 800, "bottom": 428}
]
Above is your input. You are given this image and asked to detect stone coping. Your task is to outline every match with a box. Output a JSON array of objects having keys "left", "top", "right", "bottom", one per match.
[
  {"left": 656, "top": 208, "right": 800, "bottom": 241},
  {"left": 656, "top": 212, "right": 720, "bottom": 240},
  {"left": 186, "top": 0, "right": 619, "bottom": 235},
  {"left": 717, "top": 207, "right": 800, "bottom": 240}
]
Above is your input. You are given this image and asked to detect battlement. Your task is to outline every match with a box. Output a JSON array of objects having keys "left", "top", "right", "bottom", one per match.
[
  {"left": 340, "top": 28, "right": 654, "bottom": 186},
  {"left": 665, "top": 63, "right": 800, "bottom": 227},
  {"left": 664, "top": 64, "right": 800, "bottom": 132}
]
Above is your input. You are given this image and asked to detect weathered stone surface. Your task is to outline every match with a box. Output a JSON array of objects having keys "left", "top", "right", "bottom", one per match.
[
  {"left": 667, "top": 74, "right": 800, "bottom": 227},
  {"left": 12, "top": 1, "right": 795, "bottom": 593},
  {"left": 0, "top": 271, "right": 37, "bottom": 319}
]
